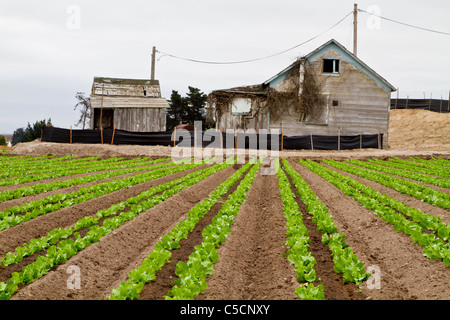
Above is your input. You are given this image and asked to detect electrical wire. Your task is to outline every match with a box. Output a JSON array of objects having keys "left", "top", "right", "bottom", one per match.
[
  {"left": 157, "top": 8, "right": 449, "bottom": 66},
  {"left": 157, "top": 11, "right": 353, "bottom": 65},
  {"left": 358, "top": 8, "right": 450, "bottom": 36}
]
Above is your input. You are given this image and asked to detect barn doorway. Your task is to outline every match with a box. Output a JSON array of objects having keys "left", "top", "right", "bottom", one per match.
[{"left": 93, "top": 108, "right": 114, "bottom": 129}]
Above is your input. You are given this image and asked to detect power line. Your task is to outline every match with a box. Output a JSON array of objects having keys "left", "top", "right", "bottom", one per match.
[
  {"left": 157, "top": 11, "right": 353, "bottom": 65},
  {"left": 157, "top": 8, "right": 450, "bottom": 66},
  {"left": 358, "top": 8, "right": 450, "bottom": 36}
]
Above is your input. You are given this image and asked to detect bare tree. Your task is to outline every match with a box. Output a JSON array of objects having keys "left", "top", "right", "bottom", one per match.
[{"left": 74, "top": 92, "right": 91, "bottom": 129}]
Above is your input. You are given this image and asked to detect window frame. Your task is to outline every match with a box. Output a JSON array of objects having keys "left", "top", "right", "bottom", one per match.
[{"left": 322, "top": 58, "right": 341, "bottom": 75}]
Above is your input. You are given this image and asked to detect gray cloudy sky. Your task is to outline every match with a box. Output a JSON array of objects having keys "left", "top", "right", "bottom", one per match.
[{"left": 1, "top": 0, "right": 449, "bottom": 134}]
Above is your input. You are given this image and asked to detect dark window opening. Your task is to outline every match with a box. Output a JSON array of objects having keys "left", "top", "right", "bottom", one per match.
[
  {"left": 143, "top": 89, "right": 147, "bottom": 96},
  {"left": 333, "top": 100, "right": 339, "bottom": 107},
  {"left": 93, "top": 108, "right": 114, "bottom": 129},
  {"left": 323, "top": 59, "right": 334, "bottom": 73},
  {"left": 323, "top": 59, "right": 340, "bottom": 74}
]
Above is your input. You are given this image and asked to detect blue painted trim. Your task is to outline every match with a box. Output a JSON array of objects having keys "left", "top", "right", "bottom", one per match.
[
  {"left": 306, "top": 42, "right": 393, "bottom": 92},
  {"left": 265, "top": 64, "right": 295, "bottom": 88},
  {"left": 264, "top": 39, "right": 396, "bottom": 93}
]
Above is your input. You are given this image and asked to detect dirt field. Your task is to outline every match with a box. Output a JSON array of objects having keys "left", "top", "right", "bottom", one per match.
[
  {"left": 0, "top": 156, "right": 447, "bottom": 301},
  {"left": 1, "top": 109, "right": 449, "bottom": 302}
]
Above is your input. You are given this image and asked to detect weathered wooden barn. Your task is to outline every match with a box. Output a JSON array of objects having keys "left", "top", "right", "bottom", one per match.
[
  {"left": 90, "top": 77, "right": 170, "bottom": 132},
  {"left": 209, "top": 39, "right": 396, "bottom": 148}
]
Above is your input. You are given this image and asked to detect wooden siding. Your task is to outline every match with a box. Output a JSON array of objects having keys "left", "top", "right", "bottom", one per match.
[
  {"left": 217, "top": 98, "right": 268, "bottom": 132},
  {"left": 114, "top": 108, "right": 166, "bottom": 132},
  {"left": 90, "top": 95, "right": 169, "bottom": 109},
  {"left": 218, "top": 48, "right": 391, "bottom": 148},
  {"left": 90, "top": 96, "right": 169, "bottom": 132}
]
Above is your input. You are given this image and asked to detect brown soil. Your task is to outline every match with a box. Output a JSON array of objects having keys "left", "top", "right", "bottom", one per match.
[
  {"left": 8, "top": 141, "right": 450, "bottom": 161},
  {"left": 348, "top": 161, "right": 450, "bottom": 195},
  {"left": 10, "top": 165, "right": 237, "bottom": 300},
  {"left": 320, "top": 161, "right": 450, "bottom": 224},
  {"left": 0, "top": 160, "right": 169, "bottom": 193},
  {"left": 136, "top": 164, "right": 247, "bottom": 300},
  {"left": 289, "top": 159, "right": 450, "bottom": 300},
  {"left": 283, "top": 165, "right": 365, "bottom": 300},
  {"left": 388, "top": 109, "right": 450, "bottom": 151},
  {"left": 0, "top": 164, "right": 204, "bottom": 257},
  {"left": 0, "top": 162, "right": 172, "bottom": 212},
  {"left": 2, "top": 108, "right": 450, "bottom": 301},
  {"left": 197, "top": 170, "right": 299, "bottom": 300}
]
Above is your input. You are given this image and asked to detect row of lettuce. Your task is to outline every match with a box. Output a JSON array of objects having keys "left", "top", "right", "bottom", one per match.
[
  {"left": 0, "top": 158, "right": 230, "bottom": 300},
  {"left": 0, "top": 157, "right": 175, "bottom": 202},
  {"left": 111, "top": 156, "right": 449, "bottom": 299},
  {"left": 0, "top": 156, "right": 166, "bottom": 186},
  {"left": 110, "top": 158, "right": 375, "bottom": 300},
  {"left": 0, "top": 155, "right": 448, "bottom": 300},
  {"left": 0, "top": 158, "right": 180, "bottom": 231},
  {"left": 303, "top": 159, "right": 450, "bottom": 266}
]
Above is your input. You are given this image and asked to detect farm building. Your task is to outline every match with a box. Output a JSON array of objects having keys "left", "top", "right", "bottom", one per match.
[
  {"left": 90, "top": 77, "right": 170, "bottom": 132},
  {"left": 209, "top": 39, "right": 396, "bottom": 148}
]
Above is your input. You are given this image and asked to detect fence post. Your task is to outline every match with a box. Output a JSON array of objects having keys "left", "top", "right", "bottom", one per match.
[
  {"left": 395, "top": 89, "right": 398, "bottom": 109},
  {"left": 111, "top": 125, "right": 116, "bottom": 145},
  {"left": 70, "top": 125, "right": 72, "bottom": 144},
  {"left": 310, "top": 133, "right": 314, "bottom": 151},
  {"left": 440, "top": 95, "right": 443, "bottom": 113},
  {"left": 360, "top": 133, "right": 362, "bottom": 149},
  {"left": 448, "top": 90, "right": 450, "bottom": 112},
  {"left": 100, "top": 126, "right": 103, "bottom": 144},
  {"left": 338, "top": 127, "right": 341, "bottom": 151},
  {"left": 173, "top": 127, "right": 177, "bottom": 147},
  {"left": 378, "top": 131, "right": 381, "bottom": 149},
  {"left": 220, "top": 128, "right": 223, "bottom": 149}
]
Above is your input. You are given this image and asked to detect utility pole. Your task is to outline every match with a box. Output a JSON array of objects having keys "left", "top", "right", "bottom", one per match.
[
  {"left": 151, "top": 46, "right": 156, "bottom": 81},
  {"left": 353, "top": 3, "right": 358, "bottom": 56}
]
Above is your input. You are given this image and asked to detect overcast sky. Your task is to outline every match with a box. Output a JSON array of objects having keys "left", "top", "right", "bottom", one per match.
[{"left": 0, "top": 0, "right": 449, "bottom": 134}]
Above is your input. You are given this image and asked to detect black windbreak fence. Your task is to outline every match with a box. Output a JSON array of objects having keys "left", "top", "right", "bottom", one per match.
[
  {"left": 41, "top": 126, "right": 382, "bottom": 150},
  {"left": 391, "top": 98, "right": 450, "bottom": 113}
]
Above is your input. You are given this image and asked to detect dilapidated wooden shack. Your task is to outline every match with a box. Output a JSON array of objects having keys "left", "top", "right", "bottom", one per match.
[
  {"left": 90, "top": 77, "right": 170, "bottom": 132},
  {"left": 209, "top": 39, "right": 396, "bottom": 148}
]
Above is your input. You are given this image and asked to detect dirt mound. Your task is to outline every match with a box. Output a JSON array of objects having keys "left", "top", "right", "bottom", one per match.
[
  {"left": 388, "top": 109, "right": 450, "bottom": 151},
  {"left": 9, "top": 139, "right": 173, "bottom": 158}
]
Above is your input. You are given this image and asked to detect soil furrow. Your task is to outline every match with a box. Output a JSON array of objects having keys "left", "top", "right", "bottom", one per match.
[
  {"left": 320, "top": 162, "right": 450, "bottom": 224},
  {"left": 289, "top": 159, "right": 450, "bottom": 300},
  {"left": 0, "top": 160, "right": 170, "bottom": 193},
  {"left": 0, "top": 164, "right": 205, "bottom": 257},
  {"left": 136, "top": 164, "right": 246, "bottom": 300},
  {"left": 347, "top": 162, "right": 450, "bottom": 195},
  {"left": 0, "top": 161, "right": 172, "bottom": 212},
  {"left": 282, "top": 164, "right": 365, "bottom": 300},
  {"left": 197, "top": 170, "right": 299, "bottom": 300},
  {"left": 9, "top": 165, "right": 237, "bottom": 300}
]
